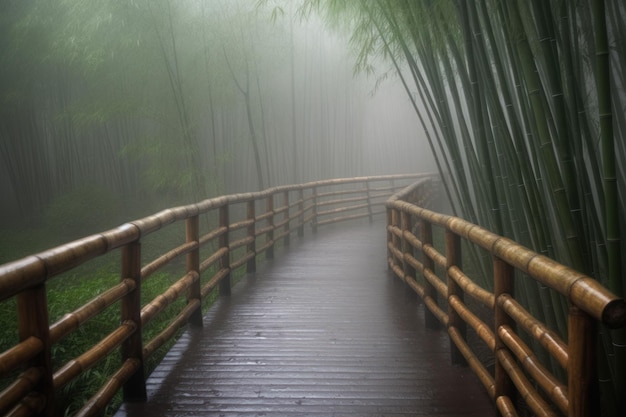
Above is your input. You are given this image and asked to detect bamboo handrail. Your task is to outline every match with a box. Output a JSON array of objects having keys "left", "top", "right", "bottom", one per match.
[
  {"left": 0, "top": 173, "right": 422, "bottom": 417},
  {"left": 49, "top": 279, "right": 136, "bottom": 343},
  {"left": 498, "top": 294, "right": 568, "bottom": 370},
  {"left": 0, "top": 368, "right": 42, "bottom": 416},
  {"left": 0, "top": 338, "right": 43, "bottom": 376},
  {"left": 386, "top": 176, "right": 626, "bottom": 417},
  {"left": 8, "top": 172, "right": 620, "bottom": 417}
]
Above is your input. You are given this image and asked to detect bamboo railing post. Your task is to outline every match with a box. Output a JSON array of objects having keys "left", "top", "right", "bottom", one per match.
[
  {"left": 16, "top": 285, "right": 54, "bottom": 416},
  {"left": 186, "top": 215, "right": 202, "bottom": 327},
  {"left": 421, "top": 219, "right": 439, "bottom": 330},
  {"left": 494, "top": 256, "right": 515, "bottom": 411},
  {"left": 400, "top": 211, "right": 413, "bottom": 275},
  {"left": 386, "top": 206, "right": 393, "bottom": 270},
  {"left": 366, "top": 180, "right": 373, "bottom": 224},
  {"left": 120, "top": 241, "right": 147, "bottom": 402},
  {"left": 219, "top": 204, "right": 231, "bottom": 296},
  {"left": 312, "top": 186, "right": 318, "bottom": 233},
  {"left": 391, "top": 207, "right": 400, "bottom": 268},
  {"left": 297, "top": 188, "right": 304, "bottom": 237},
  {"left": 568, "top": 306, "right": 598, "bottom": 417},
  {"left": 246, "top": 200, "right": 256, "bottom": 273},
  {"left": 446, "top": 230, "right": 466, "bottom": 365},
  {"left": 283, "top": 191, "right": 290, "bottom": 246},
  {"left": 401, "top": 210, "right": 417, "bottom": 300},
  {"left": 266, "top": 194, "right": 275, "bottom": 259}
]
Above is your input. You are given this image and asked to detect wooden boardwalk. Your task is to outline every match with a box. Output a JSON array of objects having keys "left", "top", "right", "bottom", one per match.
[{"left": 114, "top": 223, "right": 493, "bottom": 416}]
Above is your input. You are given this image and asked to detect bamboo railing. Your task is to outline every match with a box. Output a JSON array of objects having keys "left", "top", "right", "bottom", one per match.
[
  {"left": 386, "top": 178, "right": 626, "bottom": 417},
  {"left": 0, "top": 174, "right": 424, "bottom": 417}
]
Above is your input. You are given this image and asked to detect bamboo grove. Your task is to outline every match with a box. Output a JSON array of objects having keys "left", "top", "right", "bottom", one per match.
[
  {"left": 0, "top": 0, "right": 428, "bottom": 245},
  {"left": 307, "top": 0, "right": 626, "bottom": 415}
]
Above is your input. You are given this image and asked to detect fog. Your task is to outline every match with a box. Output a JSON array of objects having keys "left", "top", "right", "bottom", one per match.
[{"left": 0, "top": 0, "right": 433, "bottom": 243}]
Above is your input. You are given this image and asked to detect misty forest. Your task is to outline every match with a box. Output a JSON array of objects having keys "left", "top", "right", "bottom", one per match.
[
  {"left": 1, "top": 0, "right": 626, "bottom": 416},
  {"left": 0, "top": 0, "right": 432, "bottom": 251}
]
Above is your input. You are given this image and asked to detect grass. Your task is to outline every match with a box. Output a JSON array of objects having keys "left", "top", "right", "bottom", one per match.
[
  {"left": 0, "top": 220, "right": 237, "bottom": 417},
  {"left": 0, "top": 199, "right": 293, "bottom": 416}
]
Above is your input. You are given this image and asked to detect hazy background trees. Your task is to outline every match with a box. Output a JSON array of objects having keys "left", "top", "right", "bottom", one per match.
[{"left": 0, "top": 0, "right": 432, "bottom": 245}]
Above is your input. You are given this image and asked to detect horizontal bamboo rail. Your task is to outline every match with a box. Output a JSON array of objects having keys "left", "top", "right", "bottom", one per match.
[
  {"left": 386, "top": 177, "right": 626, "bottom": 417},
  {"left": 0, "top": 173, "right": 423, "bottom": 417}
]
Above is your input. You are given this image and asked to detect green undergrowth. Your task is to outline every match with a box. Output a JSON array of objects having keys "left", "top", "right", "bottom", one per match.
[
  {"left": 0, "top": 224, "right": 256, "bottom": 416},
  {"left": 0, "top": 263, "right": 236, "bottom": 416}
]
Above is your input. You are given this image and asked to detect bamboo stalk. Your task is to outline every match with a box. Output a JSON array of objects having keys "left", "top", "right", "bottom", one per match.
[
  {"left": 264, "top": 194, "right": 274, "bottom": 259},
  {"left": 422, "top": 244, "right": 446, "bottom": 270},
  {"left": 229, "top": 218, "right": 255, "bottom": 231},
  {"left": 316, "top": 203, "right": 369, "bottom": 217},
  {"left": 273, "top": 217, "right": 290, "bottom": 229},
  {"left": 282, "top": 191, "right": 290, "bottom": 245},
  {"left": 423, "top": 268, "right": 447, "bottom": 300},
  {"left": 140, "top": 241, "right": 197, "bottom": 282},
  {"left": 448, "top": 326, "right": 496, "bottom": 399},
  {"left": 50, "top": 279, "right": 136, "bottom": 343},
  {"left": 0, "top": 367, "right": 41, "bottom": 416},
  {"left": 401, "top": 211, "right": 417, "bottom": 298},
  {"left": 5, "top": 392, "right": 45, "bottom": 417},
  {"left": 494, "top": 255, "right": 516, "bottom": 406},
  {"left": 141, "top": 272, "right": 198, "bottom": 327},
  {"left": 230, "top": 251, "right": 255, "bottom": 271},
  {"left": 446, "top": 230, "right": 466, "bottom": 365},
  {"left": 53, "top": 321, "right": 136, "bottom": 389},
  {"left": 297, "top": 188, "right": 305, "bottom": 237},
  {"left": 273, "top": 229, "right": 290, "bottom": 242},
  {"left": 448, "top": 265, "right": 495, "bottom": 309},
  {"left": 199, "top": 247, "right": 228, "bottom": 273},
  {"left": 386, "top": 207, "right": 394, "bottom": 269},
  {"left": 143, "top": 300, "right": 200, "bottom": 359},
  {"left": 246, "top": 200, "right": 256, "bottom": 273},
  {"left": 316, "top": 212, "right": 371, "bottom": 226},
  {"left": 119, "top": 241, "right": 145, "bottom": 402},
  {"left": 0, "top": 256, "right": 46, "bottom": 302},
  {"left": 498, "top": 325, "right": 568, "bottom": 414},
  {"left": 186, "top": 215, "right": 202, "bottom": 327},
  {"left": 201, "top": 268, "right": 229, "bottom": 300},
  {"left": 421, "top": 219, "right": 439, "bottom": 329},
  {"left": 73, "top": 358, "right": 140, "bottom": 417},
  {"left": 0, "top": 337, "right": 43, "bottom": 376},
  {"left": 218, "top": 204, "right": 231, "bottom": 296},
  {"left": 16, "top": 284, "right": 53, "bottom": 417},
  {"left": 448, "top": 295, "right": 495, "bottom": 352},
  {"left": 255, "top": 225, "right": 274, "bottom": 237},
  {"left": 255, "top": 211, "right": 274, "bottom": 222},
  {"left": 568, "top": 306, "right": 597, "bottom": 417},
  {"left": 496, "top": 349, "right": 559, "bottom": 417},
  {"left": 229, "top": 236, "right": 255, "bottom": 251},
  {"left": 498, "top": 294, "right": 568, "bottom": 370},
  {"left": 496, "top": 395, "right": 519, "bottom": 417},
  {"left": 316, "top": 195, "right": 368, "bottom": 207},
  {"left": 199, "top": 226, "right": 227, "bottom": 246},
  {"left": 255, "top": 240, "right": 275, "bottom": 255}
]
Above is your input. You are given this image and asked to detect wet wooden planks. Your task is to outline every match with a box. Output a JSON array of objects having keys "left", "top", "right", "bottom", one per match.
[{"left": 115, "top": 223, "right": 493, "bottom": 416}]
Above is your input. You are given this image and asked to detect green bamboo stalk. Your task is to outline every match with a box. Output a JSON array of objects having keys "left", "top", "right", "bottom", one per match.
[
  {"left": 458, "top": 0, "right": 503, "bottom": 235},
  {"left": 593, "top": 1, "right": 625, "bottom": 415}
]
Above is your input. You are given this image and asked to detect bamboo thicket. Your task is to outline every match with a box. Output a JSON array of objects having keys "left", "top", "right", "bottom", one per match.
[{"left": 310, "top": 0, "right": 626, "bottom": 414}]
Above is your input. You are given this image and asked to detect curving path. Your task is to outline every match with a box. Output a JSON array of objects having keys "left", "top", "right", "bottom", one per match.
[{"left": 114, "top": 222, "right": 493, "bottom": 416}]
